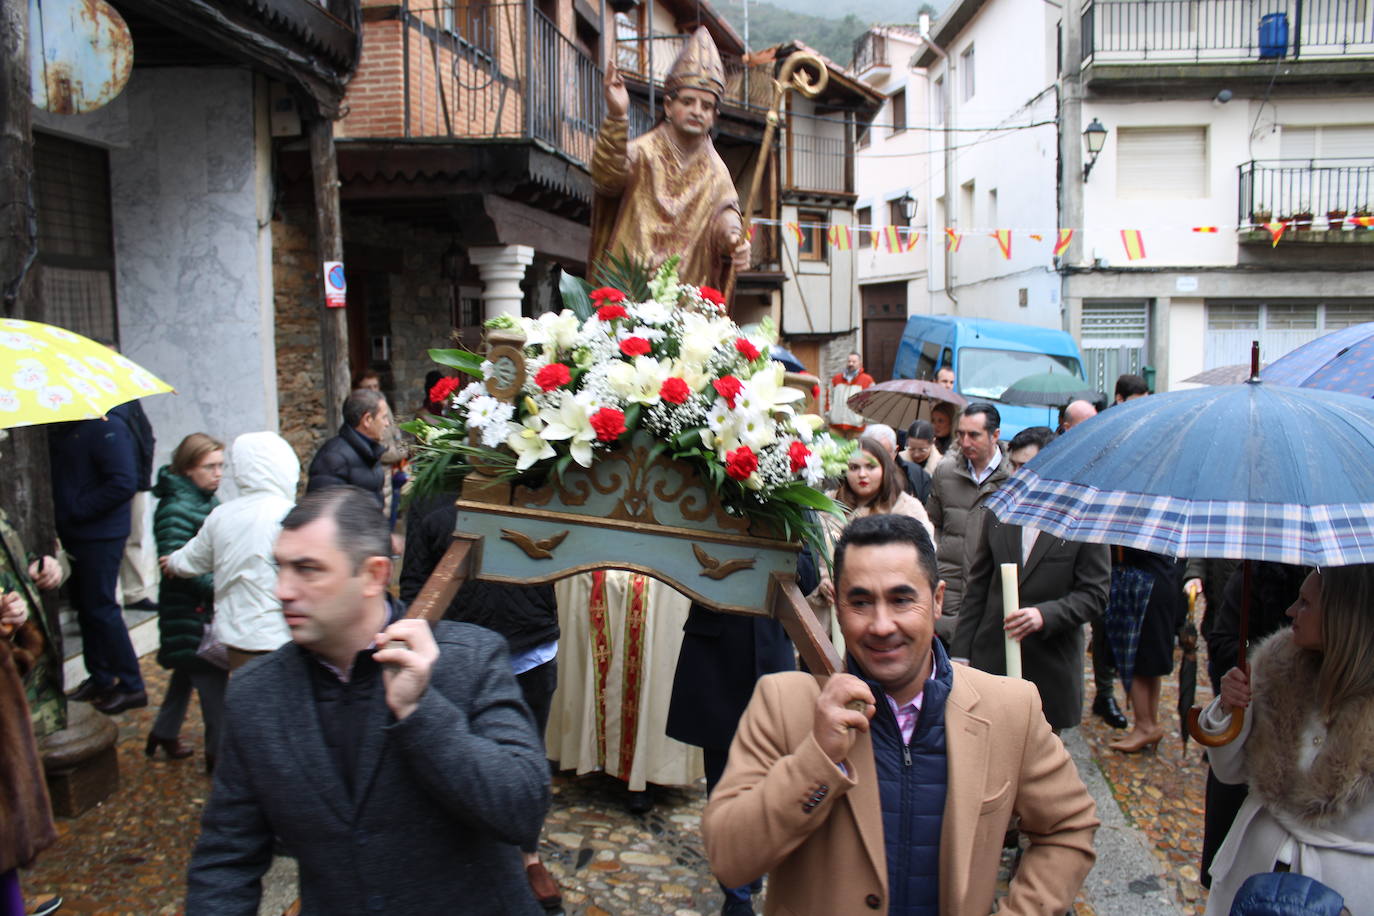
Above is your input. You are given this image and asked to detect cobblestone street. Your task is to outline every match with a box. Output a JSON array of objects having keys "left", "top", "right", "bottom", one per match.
[{"left": 23, "top": 650, "right": 1213, "bottom": 915}]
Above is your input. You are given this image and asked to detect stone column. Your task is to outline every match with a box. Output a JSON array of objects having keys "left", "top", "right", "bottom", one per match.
[{"left": 469, "top": 245, "right": 535, "bottom": 321}]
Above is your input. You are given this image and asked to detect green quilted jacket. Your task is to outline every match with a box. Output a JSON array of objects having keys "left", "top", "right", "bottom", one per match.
[{"left": 152, "top": 466, "right": 218, "bottom": 671}]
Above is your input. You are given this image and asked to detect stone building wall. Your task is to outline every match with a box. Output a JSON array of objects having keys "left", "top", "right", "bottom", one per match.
[{"left": 272, "top": 203, "right": 328, "bottom": 474}]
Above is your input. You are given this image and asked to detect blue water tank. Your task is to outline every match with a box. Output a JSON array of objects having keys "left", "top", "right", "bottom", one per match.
[{"left": 1259, "top": 12, "right": 1289, "bottom": 59}]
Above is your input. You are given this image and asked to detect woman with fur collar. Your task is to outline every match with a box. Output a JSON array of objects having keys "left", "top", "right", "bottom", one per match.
[{"left": 1199, "top": 566, "right": 1374, "bottom": 915}]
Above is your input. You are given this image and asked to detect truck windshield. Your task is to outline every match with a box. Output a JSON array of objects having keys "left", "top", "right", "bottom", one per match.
[{"left": 957, "top": 348, "right": 1084, "bottom": 400}]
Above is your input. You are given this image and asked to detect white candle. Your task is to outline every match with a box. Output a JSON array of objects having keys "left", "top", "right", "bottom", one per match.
[{"left": 1000, "top": 562, "right": 1023, "bottom": 679}]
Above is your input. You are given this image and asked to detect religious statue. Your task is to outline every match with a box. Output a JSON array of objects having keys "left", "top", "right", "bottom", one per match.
[{"left": 588, "top": 27, "right": 751, "bottom": 292}]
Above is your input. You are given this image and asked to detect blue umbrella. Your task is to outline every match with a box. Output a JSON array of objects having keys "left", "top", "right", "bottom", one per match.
[
  {"left": 1261, "top": 321, "right": 1374, "bottom": 396},
  {"left": 986, "top": 379, "right": 1374, "bottom": 568},
  {"left": 770, "top": 344, "right": 807, "bottom": 373}
]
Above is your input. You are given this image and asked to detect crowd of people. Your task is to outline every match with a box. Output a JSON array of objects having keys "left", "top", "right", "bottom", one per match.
[{"left": 0, "top": 354, "right": 1370, "bottom": 916}]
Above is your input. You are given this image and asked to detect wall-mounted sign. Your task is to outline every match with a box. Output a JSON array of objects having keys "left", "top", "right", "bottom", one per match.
[
  {"left": 30, "top": 0, "right": 134, "bottom": 114},
  {"left": 324, "top": 262, "right": 346, "bottom": 309}
]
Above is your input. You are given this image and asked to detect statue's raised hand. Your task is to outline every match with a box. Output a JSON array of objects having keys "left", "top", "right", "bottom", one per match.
[{"left": 604, "top": 60, "right": 629, "bottom": 120}]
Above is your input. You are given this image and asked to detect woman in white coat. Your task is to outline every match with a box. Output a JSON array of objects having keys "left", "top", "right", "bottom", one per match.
[
  {"left": 162, "top": 431, "right": 300, "bottom": 673},
  {"left": 1199, "top": 564, "right": 1374, "bottom": 914}
]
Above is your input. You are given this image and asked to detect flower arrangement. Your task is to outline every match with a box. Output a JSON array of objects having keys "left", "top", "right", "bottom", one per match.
[{"left": 404, "top": 259, "right": 853, "bottom": 547}]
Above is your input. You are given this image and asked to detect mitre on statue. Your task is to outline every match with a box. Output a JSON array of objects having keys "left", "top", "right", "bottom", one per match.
[{"left": 665, "top": 26, "right": 725, "bottom": 100}]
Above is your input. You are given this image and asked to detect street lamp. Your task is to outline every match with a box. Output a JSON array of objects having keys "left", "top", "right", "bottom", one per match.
[
  {"left": 1082, "top": 118, "right": 1108, "bottom": 182},
  {"left": 897, "top": 192, "right": 917, "bottom": 223}
]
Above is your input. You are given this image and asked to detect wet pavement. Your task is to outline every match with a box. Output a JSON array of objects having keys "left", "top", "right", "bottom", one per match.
[{"left": 23, "top": 648, "right": 1212, "bottom": 915}]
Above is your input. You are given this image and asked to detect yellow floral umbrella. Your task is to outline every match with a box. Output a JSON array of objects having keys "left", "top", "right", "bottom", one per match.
[{"left": 0, "top": 319, "right": 173, "bottom": 428}]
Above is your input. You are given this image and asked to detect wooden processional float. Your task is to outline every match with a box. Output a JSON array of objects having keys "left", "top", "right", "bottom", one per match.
[{"left": 404, "top": 326, "right": 847, "bottom": 678}]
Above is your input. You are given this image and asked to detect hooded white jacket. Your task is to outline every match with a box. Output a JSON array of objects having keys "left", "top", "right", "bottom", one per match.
[{"left": 167, "top": 432, "right": 299, "bottom": 652}]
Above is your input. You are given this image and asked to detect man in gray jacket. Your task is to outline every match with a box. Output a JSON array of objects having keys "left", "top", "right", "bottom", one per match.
[
  {"left": 926, "top": 402, "right": 1010, "bottom": 643},
  {"left": 186, "top": 487, "right": 549, "bottom": 915}
]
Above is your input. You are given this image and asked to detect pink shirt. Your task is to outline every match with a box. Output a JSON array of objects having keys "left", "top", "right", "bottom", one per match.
[{"left": 886, "top": 691, "right": 926, "bottom": 746}]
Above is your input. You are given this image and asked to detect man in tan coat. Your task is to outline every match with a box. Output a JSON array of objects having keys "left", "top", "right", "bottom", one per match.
[{"left": 703, "top": 513, "right": 1096, "bottom": 916}]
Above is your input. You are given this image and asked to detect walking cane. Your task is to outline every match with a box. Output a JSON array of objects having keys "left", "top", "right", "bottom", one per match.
[{"left": 723, "top": 52, "right": 828, "bottom": 308}]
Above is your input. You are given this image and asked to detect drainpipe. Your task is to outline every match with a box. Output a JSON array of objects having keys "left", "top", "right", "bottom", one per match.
[{"left": 918, "top": 15, "right": 957, "bottom": 313}]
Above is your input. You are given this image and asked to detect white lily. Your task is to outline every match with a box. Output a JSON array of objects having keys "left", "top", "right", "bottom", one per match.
[
  {"left": 541, "top": 394, "right": 597, "bottom": 467},
  {"left": 680, "top": 312, "right": 734, "bottom": 366},
  {"left": 790, "top": 412, "right": 825, "bottom": 443},
  {"left": 526, "top": 310, "right": 581, "bottom": 354},
  {"left": 671, "top": 358, "right": 714, "bottom": 394},
  {"left": 740, "top": 363, "right": 806, "bottom": 417},
  {"left": 507, "top": 414, "right": 556, "bottom": 470},
  {"left": 607, "top": 356, "right": 671, "bottom": 405}
]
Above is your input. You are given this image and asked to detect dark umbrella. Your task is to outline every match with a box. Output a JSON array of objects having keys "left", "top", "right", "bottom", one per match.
[
  {"left": 770, "top": 344, "right": 807, "bottom": 373},
  {"left": 846, "top": 379, "right": 966, "bottom": 431},
  {"left": 1261, "top": 321, "right": 1374, "bottom": 396},
  {"left": 1177, "top": 591, "right": 1199, "bottom": 749},
  {"left": 998, "top": 371, "right": 1099, "bottom": 409},
  {"left": 986, "top": 343, "right": 1374, "bottom": 745}
]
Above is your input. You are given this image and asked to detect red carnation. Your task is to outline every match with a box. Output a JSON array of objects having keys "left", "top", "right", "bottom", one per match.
[
  {"left": 699, "top": 286, "right": 725, "bottom": 307},
  {"left": 428, "top": 376, "right": 462, "bottom": 404},
  {"left": 596, "top": 304, "right": 628, "bottom": 321},
  {"left": 534, "top": 362, "right": 572, "bottom": 392},
  {"left": 788, "top": 440, "right": 811, "bottom": 473},
  {"left": 590, "top": 287, "right": 625, "bottom": 303},
  {"left": 712, "top": 375, "right": 743, "bottom": 408},
  {"left": 590, "top": 407, "right": 627, "bottom": 442},
  {"left": 734, "top": 337, "right": 761, "bottom": 361},
  {"left": 619, "top": 336, "right": 652, "bottom": 358},
  {"left": 724, "top": 445, "right": 758, "bottom": 481},
  {"left": 660, "top": 377, "right": 691, "bottom": 405}
]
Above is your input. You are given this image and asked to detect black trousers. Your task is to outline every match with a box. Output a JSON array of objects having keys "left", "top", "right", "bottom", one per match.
[
  {"left": 68, "top": 537, "right": 145, "bottom": 692},
  {"left": 515, "top": 657, "right": 558, "bottom": 855}
]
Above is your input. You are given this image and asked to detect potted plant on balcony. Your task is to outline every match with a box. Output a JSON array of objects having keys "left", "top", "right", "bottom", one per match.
[
  {"left": 1287, "top": 202, "right": 1314, "bottom": 230},
  {"left": 1327, "top": 208, "right": 1348, "bottom": 231},
  {"left": 1353, "top": 203, "right": 1372, "bottom": 225},
  {"left": 1250, "top": 203, "right": 1272, "bottom": 226}
]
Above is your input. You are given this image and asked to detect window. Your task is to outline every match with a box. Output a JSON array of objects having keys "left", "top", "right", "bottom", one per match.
[
  {"left": 34, "top": 132, "right": 118, "bottom": 343},
  {"left": 888, "top": 198, "right": 908, "bottom": 227},
  {"left": 959, "top": 180, "right": 975, "bottom": 228},
  {"left": 857, "top": 206, "right": 872, "bottom": 247},
  {"left": 1117, "top": 126, "right": 1208, "bottom": 199},
  {"left": 857, "top": 121, "right": 871, "bottom": 149},
  {"left": 890, "top": 89, "right": 907, "bottom": 135},
  {"left": 960, "top": 45, "right": 975, "bottom": 101},
  {"left": 798, "top": 209, "right": 828, "bottom": 262},
  {"left": 1205, "top": 300, "right": 1374, "bottom": 369},
  {"left": 615, "top": 10, "right": 644, "bottom": 74},
  {"left": 987, "top": 188, "right": 998, "bottom": 228},
  {"left": 932, "top": 77, "right": 944, "bottom": 125},
  {"left": 959, "top": 348, "right": 1082, "bottom": 400}
]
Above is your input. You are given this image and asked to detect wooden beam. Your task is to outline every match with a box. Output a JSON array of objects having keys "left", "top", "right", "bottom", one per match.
[
  {"left": 770, "top": 572, "right": 842, "bottom": 676},
  {"left": 308, "top": 118, "right": 350, "bottom": 419}
]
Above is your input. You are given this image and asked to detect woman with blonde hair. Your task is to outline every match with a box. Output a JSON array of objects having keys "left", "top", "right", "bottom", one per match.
[
  {"left": 147, "top": 433, "right": 228, "bottom": 769},
  {"left": 1199, "top": 564, "right": 1374, "bottom": 914},
  {"left": 810, "top": 438, "right": 936, "bottom": 650}
]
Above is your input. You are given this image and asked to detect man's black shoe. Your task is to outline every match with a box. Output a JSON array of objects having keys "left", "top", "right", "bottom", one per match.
[
  {"left": 67, "top": 678, "right": 114, "bottom": 703},
  {"left": 125, "top": 598, "right": 158, "bottom": 612},
  {"left": 93, "top": 688, "right": 149, "bottom": 715},
  {"left": 626, "top": 788, "right": 655, "bottom": 815},
  {"left": 1092, "top": 694, "right": 1128, "bottom": 729}
]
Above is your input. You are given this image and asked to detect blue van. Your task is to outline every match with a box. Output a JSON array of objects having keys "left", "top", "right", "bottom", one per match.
[{"left": 891, "top": 315, "right": 1090, "bottom": 437}]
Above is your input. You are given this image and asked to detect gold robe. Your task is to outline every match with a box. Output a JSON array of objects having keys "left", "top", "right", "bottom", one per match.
[{"left": 588, "top": 116, "right": 741, "bottom": 291}]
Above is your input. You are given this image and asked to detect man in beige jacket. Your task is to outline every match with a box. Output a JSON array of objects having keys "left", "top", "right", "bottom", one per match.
[{"left": 703, "top": 514, "right": 1096, "bottom": 915}]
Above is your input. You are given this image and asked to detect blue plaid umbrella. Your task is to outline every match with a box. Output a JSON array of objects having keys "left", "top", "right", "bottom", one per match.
[
  {"left": 1261, "top": 321, "right": 1374, "bottom": 397},
  {"left": 986, "top": 379, "right": 1374, "bottom": 567}
]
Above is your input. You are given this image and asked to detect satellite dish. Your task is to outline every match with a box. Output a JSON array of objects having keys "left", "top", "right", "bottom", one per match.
[{"left": 30, "top": 0, "right": 134, "bottom": 114}]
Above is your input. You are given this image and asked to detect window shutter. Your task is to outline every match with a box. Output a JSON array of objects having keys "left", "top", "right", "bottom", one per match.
[{"left": 1116, "top": 126, "right": 1207, "bottom": 198}]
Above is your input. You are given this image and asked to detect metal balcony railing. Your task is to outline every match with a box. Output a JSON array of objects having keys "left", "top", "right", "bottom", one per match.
[
  {"left": 1237, "top": 158, "right": 1374, "bottom": 225},
  {"left": 613, "top": 32, "right": 777, "bottom": 112},
  {"left": 852, "top": 32, "right": 890, "bottom": 73},
  {"left": 359, "top": 4, "right": 601, "bottom": 165},
  {"left": 788, "top": 133, "right": 849, "bottom": 194},
  {"left": 1081, "top": 0, "right": 1374, "bottom": 63}
]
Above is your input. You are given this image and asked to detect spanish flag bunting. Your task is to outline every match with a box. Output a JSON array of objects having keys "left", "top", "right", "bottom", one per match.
[
  {"left": 884, "top": 226, "right": 903, "bottom": 252},
  {"left": 828, "top": 225, "right": 852, "bottom": 251},
  {"left": 1352, "top": 216, "right": 1374, "bottom": 228},
  {"left": 1192, "top": 226, "right": 1219, "bottom": 233},
  {"left": 1120, "top": 229, "right": 1147, "bottom": 261},
  {"left": 871, "top": 229, "right": 882, "bottom": 248},
  {"left": 1052, "top": 229, "right": 1074, "bottom": 257},
  {"left": 904, "top": 229, "right": 920, "bottom": 251},
  {"left": 945, "top": 228, "right": 962, "bottom": 252},
  {"left": 1265, "top": 221, "right": 1287, "bottom": 247},
  {"left": 1029, "top": 233, "right": 1044, "bottom": 242},
  {"left": 991, "top": 229, "right": 1013, "bottom": 260},
  {"left": 787, "top": 222, "right": 803, "bottom": 245}
]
